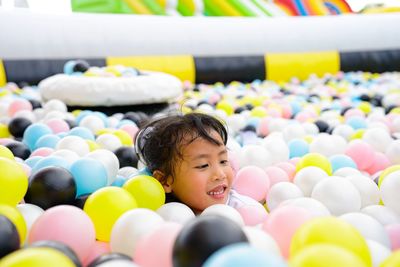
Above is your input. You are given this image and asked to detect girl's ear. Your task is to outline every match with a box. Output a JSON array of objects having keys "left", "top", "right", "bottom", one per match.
[{"left": 153, "top": 170, "right": 173, "bottom": 193}]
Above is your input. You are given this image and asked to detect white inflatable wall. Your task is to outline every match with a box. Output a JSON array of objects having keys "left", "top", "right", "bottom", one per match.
[{"left": 0, "top": 8, "right": 400, "bottom": 59}]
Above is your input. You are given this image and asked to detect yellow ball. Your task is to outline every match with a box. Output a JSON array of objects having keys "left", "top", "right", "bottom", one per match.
[
  {"left": 290, "top": 217, "right": 371, "bottom": 267},
  {"left": 181, "top": 106, "right": 192, "bottom": 114},
  {"left": 290, "top": 244, "right": 367, "bottom": 267},
  {"left": 350, "top": 129, "right": 365, "bottom": 140},
  {"left": 0, "top": 247, "right": 75, "bottom": 267},
  {"left": 86, "top": 140, "right": 100, "bottom": 151},
  {"left": 378, "top": 165, "right": 400, "bottom": 187},
  {"left": 250, "top": 106, "right": 268, "bottom": 118},
  {"left": 0, "top": 145, "right": 15, "bottom": 160},
  {"left": 83, "top": 187, "right": 138, "bottom": 242},
  {"left": 389, "top": 107, "right": 400, "bottom": 115},
  {"left": 96, "top": 128, "right": 114, "bottom": 136},
  {"left": 0, "top": 204, "right": 27, "bottom": 245},
  {"left": 296, "top": 153, "right": 332, "bottom": 175},
  {"left": 216, "top": 100, "right": 234, "bottom": 116},
  {"left": 123, "top": 175, "right": 165, "bottom": 211},
  {"left": 0, "top": 124, "right": 11, "bottom": 138},
  {"left": 113, "top": 129, "right": 133, "bottom": 146},
  {"left": 71, "top": 109, "right": 82, "bottom": 117},
  {"left": 380, "top": 250, "right": 400, "bottom": 267},
  {"left": 0, "top": 158, "right": 28, "bottom": 206},
  {"left": 358, "top": 102, "right": 371, "bottom": 114}
]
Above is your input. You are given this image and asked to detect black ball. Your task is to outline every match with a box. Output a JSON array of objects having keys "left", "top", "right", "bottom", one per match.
[
  {"left": 17, "top": 81, "right": 30, "bottom": 88},
  {"left": 64, "top": 119, "right": 77, "bottom": 129},
  {"left": 136, "top": 112, "right": 149, "bottom": 125},
  {"left": 72, "top": 60, "right": 90, "bottom": 73},
  {"left": 385, "top": 105, "right": 397, "bottom": 114},
  {"left": 340, "top": 106, "right": 352, "bottom": 116},
  {"left": 87, "top": 253, "right": 132, "bottom": 267},
  {"left": 314, "top": 120, "right": 330, "bottom": 133},
  {"left": 241, "top": 125, "right": 257, "bottom": 133},
  {"left": 122, "top": 112, "right": 146, "bottom": 127},
  {"left": 234, "top": 107, "right": 246, "bottom": 114},
  {"left": 173, "top": 215, "right": 248, "bottom": 267},
  {"left": 25, "top": 166, "right": 76, "bottom": 210},
  {"left": 8, "top": 117, "right": 32, "bottom": 138},
  {"left": 359, "top": 94, "right": 371, "bottom": 102},
  {"left": 114, "top": 146, "right": 138, "bottom": 168},
  {"left": 5, "top": 141, "right": 31, "bottom": 160},
  {"left": 0, "top": 215, "right": 20, "bottom": 258},
  {"left": 73, "top": 193, "right": 91, "bottom": 209},
  {"left": 28, "top": 99, "right": 42, "bottom": 110},
  {"left": 29, "top": 240, "right": 81, "bottom": 267}
]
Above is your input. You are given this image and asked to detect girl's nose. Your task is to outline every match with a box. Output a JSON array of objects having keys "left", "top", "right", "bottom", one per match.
[{"left": 212, "top": 166, "right": 226, "bottom": 181}]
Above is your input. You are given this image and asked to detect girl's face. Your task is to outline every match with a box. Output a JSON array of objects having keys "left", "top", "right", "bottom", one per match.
[{"left": 166, "top": 130, "right": 234, "bottom": 214}]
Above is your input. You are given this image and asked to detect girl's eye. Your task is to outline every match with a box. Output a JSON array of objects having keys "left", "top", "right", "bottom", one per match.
[
  {"left": 195, "top": 164, "right": 209, "bottom": 169},
  {"left": 220, "top": 160, "right": 229, "bottom": 165}
]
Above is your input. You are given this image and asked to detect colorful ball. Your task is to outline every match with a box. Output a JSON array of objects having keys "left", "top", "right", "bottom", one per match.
[
  {"left": 296, "top": 153, "right": 332, "bottom": 175},
  {"left": 0, "top": 157, "right": 28, "bottom": 206},
  {"left": 0, "top": 204, "right": 27, "bottom": 245},
  {"left": 233, "top": 165, "right": 270, "bottom": 202}
]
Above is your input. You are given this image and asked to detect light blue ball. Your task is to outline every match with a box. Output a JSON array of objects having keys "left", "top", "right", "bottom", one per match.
[
  {"left": 290, "top": 101, "right": 302, "bottom": 115},
  {"left": 34, "top": 134, "right": 61, "bottom": 149},
  {"left": 246, "top": 117, "right": 260, "bottom": 128},
  {"left": 31, "top": 156, "right": 70, "bottom": 175},
  {"left": 63, "top": 60, "right": 76, "bottom": 75},
  {"left": 70, "top": 158, "right": 108, "bottom": 197},
  {"left": 330, "top": 154, "right": 357, "bottom": 172},
  {"left": 24, "top": 156, "right": 43, "bottom": 168},
  {"left": 75, "top": 110, "right": 93, "bottom": 125},
  {"left": 116, "top": 119, "right": 136, "bottom": 128},
  {"left": 111, "top": 175, "right": 127, "bottom": 187},
  {"left": 346, "top": 116, "right": 367, "bottom": 130},
  {"left": 203, "top": 243, "right": 287, "bottom": 267},
  {"left": 22, "top": 123, "right": 53, "bottom": 151},
  {"left": 288, "top": 139, "right": 309, "bottom": 158},
  {"left": 93, "top": 111, "right": 108, "bottom": 127},
  {"left": 68, "top": 126, "right": 95, "bottom": 141}
]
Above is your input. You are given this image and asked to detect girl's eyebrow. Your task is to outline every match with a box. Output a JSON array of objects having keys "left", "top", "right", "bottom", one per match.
[{"left": 190, "top": 148, "right": 228, "bottom": 160}]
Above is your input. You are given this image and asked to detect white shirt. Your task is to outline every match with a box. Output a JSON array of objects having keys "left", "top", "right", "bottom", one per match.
[{"left": 226, "top": 189, "right": 265, "bottom": 210}]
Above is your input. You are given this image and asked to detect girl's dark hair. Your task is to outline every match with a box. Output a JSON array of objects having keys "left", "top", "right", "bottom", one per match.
[{"left": 135, "top": 112, "right": 228, "bottom": 183}]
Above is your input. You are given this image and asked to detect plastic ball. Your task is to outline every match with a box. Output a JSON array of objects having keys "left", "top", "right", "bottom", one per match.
[
  {"left": 114, "top": 146, "right": 138, "bottom": 168},
  {"left": 0, "top": 247, "right": 76, "bottom": 267},
  {"left": 134, "top": 222, "right": 182, "bottom": 267},
  {"left": 70, "top": 158, "right": 108, "bottom": 197},
  {"left": 296, "top": 153, "right": 332, "bottom": 175},
  {"left": 233, "top": 165, "right": 270, "bottom": 202},
  {"left": 25, "top": 166, "right": 76, "bottom": 209},
  {"left": 265, "top": 166, "right": 289, "bottom": 186},
  {"left": 362, "top": 128, "right": 393, "bottom": 153},
  {"left": 385, "top": 224, "right": 400, "bottom": 250},
  {"left": 238, "top": 145, "right": 272, "bottom": 168},
  {"left": 361, "top": 205, "right": 400, "bottom": 226},
  {"left": 45, "top": 118, "right": 70, "bottom": 134},
  {"left": 156, "top": 202, "right": 196, "bottom": 225},
  {"left": 56, "top": 135, "right": 90, "bottom": 156},
  {"left": 289, "top": 244, "right": 367, "bottom": 267},
  {"left": 83, "top": 241, "right": 110, "bottom": 267},
  {"left": 290, "top": 217, "right": 371, "bottom": 266},
  {"left": 0, "top": 204, "right": 26, "bottom": 245},
  {"left": 242, "top": 226, "right": 281, "bottom": 256},
  {"left": 203, "top": 243, "right": 287, "bottom": 267},
  {"left": 280, "top": 197, "right": 331, "bottom": 217},
  {"left": 8, "top": 98, "right": 33, "bottom": 117},
  {"left": 261, "top": 135, "right": 290, "bottom": 164},
  {"left": 0, "top": 157, "right": 28, "bottom": 206},
  {"left": 0, "top": 124, "right": 11, "bottom": 138},
  {"left": 80, "top": 115, "right": 105, "bottom": 134},
  {"left": 5, "top": 141, "right": 30, "bottom": 159},
  {"left": 16, "top": 203, "right": 44, "bottom": 243},
  {"left": 31, "top": 155, "right": 70, "bottom": 174},
  {"left": 380, "top": 250, "right": 400, "bottom": 267},
  {"left": 201, "top": 204, "right": 245, "bottom": 226},
  {"left": 345, "top": 140, "right": 375, "bottom": 171},
  {"left": 267, "top": 182, "right": 304, "bottom": 211},
  {"left": 173, "top": 215, "right": 248, "bottom": 267},
  {"left": 117, "top": 166, "right": 138, "bottom": 179},
  {"left": 23, "top": 123, "right": 52, "bottom": 150},
  {"left": 345, "top": 174, "right": 380, "bottom": 208},
  {"left": 236, "top": 204, "right": 268, "bottom": 226},
  {"left": 86, "top": 149, "right": 120, "bottom": 185},
  {"left": 29, "top": 240, "right": 81, "bottom": 267},
  {"left": 113, "top": 129, "right": 133, "bottom": 146},
  {"left": 365, "top": 152, "right": 390, "bottom": 176},
  {"left": 83, "top": 187, "right": 137, "bottom": 242},
  {"left": 385, "top": 140, "right": 400, "bottom": 164},
  {"left": 293, "top": 166, "right": 329, "bottom": 197},
  {"left": 263, "top": 205, "right": 313, "bottom": 258},
  {"left": 30, "top": 147, "right": 53, "bottom": 157},
  {"left": 380, "top": 170, "right": 400, "bottom": 214},
  {"left": 8, "top": 117, "right": 32, "bottom": 138},
  {"left": 311, "top": 176, "right": 361, "bottom": 216},
  {"left": 34, "top": 134, "right": 61, "bottom": 149},
  {"left": 288, "top": 139, "right": 309, "bottom": 158},
  {"left": 87, "top": 253, "right": 133, "bottom": 267},
  {"left": 0, "top": 215, "right": 20, "bottom": 258},
  {"left": 110, "top": 208, "right": 164, "bottom": 256},
  {"left": 68, "top": 126, "right": 95, "bottom": 141},
  {"left": 334, "top": 166, "right": 362, "bottom": 177}
]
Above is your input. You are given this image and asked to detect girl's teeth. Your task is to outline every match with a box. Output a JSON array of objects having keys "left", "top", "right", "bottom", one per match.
[{"left": 208, "top": 189, "right": 224, "bottom": 195}]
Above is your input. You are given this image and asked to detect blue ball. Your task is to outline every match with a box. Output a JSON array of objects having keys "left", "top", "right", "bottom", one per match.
[
  {"left": 93, "top": 111, "right": 108, "bottom": 127},
  {"left": 346, "top": 116, "right": 367, "bottom": 130},
  {"left": 63, "top": 60, "right": 76, "bottom": 75},
  {"left": 116, "top": 119, "right": 136, "bottom": 128},
  {"left": 75, "top": 110, "right": 93, "bottom": 125},
  {"left": 288, "top": 139, "right": 309, "bottom": 158},
  {"left": 330, "top": 154, "right": 357, "bottom": 172},
  {"left": 70, "top": 158, "right": 108, "bottom": 197},
  {"left": 68, "top": 126, "right": 95, "bottom": 141},
  {"left": 203, "top": 243, "right": 287, "bottom": 267},
  {"left": 290, "top": 101, "right": 302, "bottom": 115},
  {"left": 34, "top": 134, "right": 61, "bottom": 149},
  {"left": 22, "top": 123, "right": 53, "bottom": 151},
  {"left": 24, "top": 156, "right": 43, "bottom": 168},
  {"left": 111, "top": 175, "right": 127, "bottom": 187},
  {"left": 31, "top": 156, "right": 70, "bottom": 175}
]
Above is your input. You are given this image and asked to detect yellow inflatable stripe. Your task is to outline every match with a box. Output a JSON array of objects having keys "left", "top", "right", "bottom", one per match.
[
  {"left": 123, "top": 0, "right": 152, "bottom": 14},
  {"left": 265, "top": 51, "right": 339, "bottom": 82},
  {"left": 0, "top": 60, "right": 6, "bottom": 87},
  {"left": 106, "top": 55, "right": 195, "bottom": 83},
  {"left": 156, "top": 0, "right": 167, "bottom": 9},
  {"left": 214, "top": 0, "right": 242, "bottom": 16}
]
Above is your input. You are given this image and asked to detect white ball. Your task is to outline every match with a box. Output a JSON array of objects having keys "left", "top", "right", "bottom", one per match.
[
  {"left": 110, "top": 208, "right": 164, "bottom": 256},
  {"left": 309, "top": 133, "right": 347, "bottom": 157},
  {"left": 386, "top": 140, "right": 400, "bottom": 164},
  {"left": 279, "top": 197, "right": 331, "bottom": 217},
  {"left": 333, "top": 167, "right": 362, "bottom": 177},
  {"left": 239, "top": 145, "right": 272, "bottom": 169},
  {"left": 43, "top": 99, "right": 67, "bottom": 113},
  {"left": 56, "top": 135, "right": 90, "bottom": 156},
  {"left": 366, "top": 239, "right": 391, "bottom": 267},
  {"left": 51, "top": 149, "right": 80, "bottom": 165},
  {"left": 282, "top": 123, "right": 306, "bottom": 142},
  {"left": 16, "top": 203, "right": 44, "bottom": 243},
  {"left": 107, "top": 116, "right": 120, "bottom": 129},
  {"left": 96, "top": 133, "right": 122, "bottom": 151},
  {"left": 293, "top": 166, "right": 329, "bottom": 197},
  {"left": 267, "top": 182, "right": 304, "bottom": 211},
  {"left": 302, "top": 122, "right": 319, "bottom": 135},
  {"left": 118, "top": 167, "right": 138, "bottom": 179},
  {"left": 311, "top": 176, "right": 361, "bottom": 216},
  {"left": 86, "top": 149, "right": 120, "bottom": 185},
  {"left": 226, "top": 136, "right": 242, "bottom": 154},
  {"left": 157, "top": 202, "right": 195, "bottom": 225},
  {"left": 339, "top": 212, "right": 391, "bottom": 248},
  {"left": 201, "top": 204, "right": 244, "bottom": 227},
  {"left": 380, "top": 170, "right": 400, "bottom": 214},
  {"left": 13, "top": 110, "right": 36, "bottom": 122},
  {"left": 361, "top": 205, "right": 400, "bottom": 226},
  {"left": 226, "top": 114, "right": 247, "bottom": 134},
  {"left": 79, "top": 115, "right": 106, "bottom": 134},
  {"left": 268, "top": 118, "right": 288, "bottom": 133},
  {"left": 96, "top": 260, "right": 139, "bottom": 267},
  {"left": 243, "top": 226, "right": 281, "bottom": 256},
  {"left": 33, "top": 108, "right": 46, "bottom": 121},
  {"left": 43, "top": 110, "right": 66, "bottom": 121},
  {"left": 345, "top": 174, "right": 380, "bottom": 208},
  {"left": 332, "top": 124, "right": 355, "bottom": 141},
  {"left": 363, "top": 128, "right": 393, "bottom": 153},
  {"left": 261, "top": 135, "right": 289, "bottom": 165}
]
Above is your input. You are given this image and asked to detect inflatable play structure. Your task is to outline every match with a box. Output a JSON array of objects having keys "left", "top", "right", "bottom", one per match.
[{"left": 71, "top": 0, "right": 353, "bottom": 16}]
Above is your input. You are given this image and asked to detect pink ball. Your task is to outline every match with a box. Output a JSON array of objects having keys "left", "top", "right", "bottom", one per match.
[
  {"left": 83, "top": 241, "right": 110, "bottom": 267},
  {"left": 29, "top": 205, "right": 96, "bottom": 262},
  {"left": 236, "top": 204, "right": 268, "bottom": 226},
  {"left": 385, "top": 224, "right": 400, "bottom": 251},
  {"left": 262, "top": 205, "right": 313, "bottom": 258},
  {"left": 228, "top": 151, "right": 240, "bottom": 177},
  {"left": 45, "top": 118, "right": 70, "bottom": 134},
  {"left": 366, "top": 152, "right": 391, "bottom": 176},
  {"left": 257, "top": 117, "right": 271, "bottom": 137},
  {"left": 264, "top": 166, "right": 289, "bottom": 187},
  {"left": 275, "top": 162, "right": 296, "bottom": 182},
  {"left": 344, "top": 108, "right": 365, "bottom": 119},
  {"left": 281, "top": 104, "right": 292, "bottom": 119},
  {"left": 119, "top": 124, "right": 139, "bottom": 140},
  {"left": 134, "top": 222, "right": 182, "bottom": 267},
  {"left": 294, "top": 111, "right": 312, "bottom": 123},
  {"left": 8, "top": 99, "right": 33, "bottom": 117},
  {"left": 30, "top": 147, "right": 54, "bottom": 157},
  {"left": 233, "top": 166, "right": 270, "bottom": 202},
  {"left": 289, "top": 157, "right": 300, "bottom": 167},
  {"left": 345, "top": 140, "right": 375, "bottom": 171}
]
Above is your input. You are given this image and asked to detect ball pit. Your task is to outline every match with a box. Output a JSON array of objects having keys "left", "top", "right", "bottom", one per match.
[{"left": 1, "top": 71, "right": 400, "bottom": 266}]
